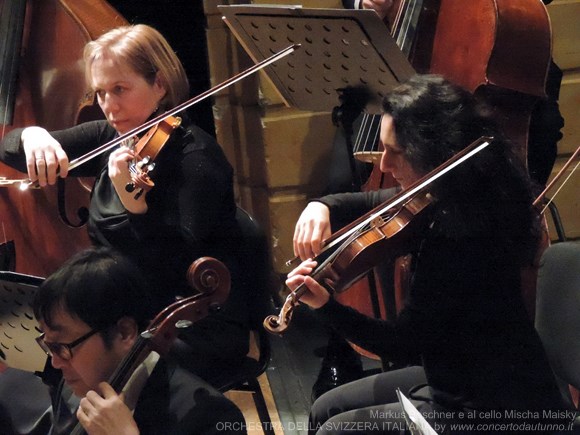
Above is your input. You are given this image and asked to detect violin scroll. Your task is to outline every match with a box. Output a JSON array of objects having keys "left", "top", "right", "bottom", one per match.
[{"left": 263, "top": 292, "right": 298, "bottom": 335}]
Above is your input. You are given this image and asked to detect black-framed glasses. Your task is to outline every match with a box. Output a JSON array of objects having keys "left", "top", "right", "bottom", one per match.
[{"left": 35, "top": 329, "right": 100, "bottom": 361}]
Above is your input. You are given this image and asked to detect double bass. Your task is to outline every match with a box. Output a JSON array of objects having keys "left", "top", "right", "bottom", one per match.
[
  {"left": 353, "top": 0, "right": 551, "bottom": 161},
  {"left": 0, "top": 0, "right": 127, "bottom": 276}
]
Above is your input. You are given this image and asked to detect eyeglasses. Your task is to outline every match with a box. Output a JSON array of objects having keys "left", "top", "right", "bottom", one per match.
[{"left": 36, "top": 329, "right": 100, "bottom": 361}]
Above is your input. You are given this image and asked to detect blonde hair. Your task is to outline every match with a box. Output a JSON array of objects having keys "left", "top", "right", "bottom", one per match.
[{"left": 84, "top": 24, "right": 189, "bottom": 110}]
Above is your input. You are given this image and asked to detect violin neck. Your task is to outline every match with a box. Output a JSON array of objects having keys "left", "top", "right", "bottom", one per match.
[{"left": 108, "top": 335, "right": 152, "bottom": 393}]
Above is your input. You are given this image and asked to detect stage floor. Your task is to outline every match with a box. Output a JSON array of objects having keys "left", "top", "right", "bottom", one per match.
[{"left": 226, "top": 305, "right": 381, "bottom": 435}]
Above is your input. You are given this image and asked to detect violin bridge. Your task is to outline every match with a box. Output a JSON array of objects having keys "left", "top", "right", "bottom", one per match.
[{"left": 370, "top": 215, "right": 385, "bottom": 228}]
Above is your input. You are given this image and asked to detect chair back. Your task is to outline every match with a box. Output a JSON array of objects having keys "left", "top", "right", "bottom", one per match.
[
  {"left": 535, "top": 242, "right": 580, "bottom": 408},
  {"left": 234, "top": 206, "right": 276, "bottom": 328},
  {"left": 212, "top": 208, "right": 276, "bottom": 435}
]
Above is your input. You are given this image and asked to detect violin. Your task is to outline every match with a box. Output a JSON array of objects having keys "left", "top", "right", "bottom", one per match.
[
  {"left": 124, "top": 115, "right": 182, "bottom": 199},
  {"left": 63, "top": 256, "right": 230, "bottom": 435},
  {"left": 265, "top": 136, "right": 493, "bottom": 335}
]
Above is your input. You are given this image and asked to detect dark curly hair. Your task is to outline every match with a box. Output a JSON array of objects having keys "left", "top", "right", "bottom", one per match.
[{"left": 383, "top": 74, "right": 542, "bottom": 264}]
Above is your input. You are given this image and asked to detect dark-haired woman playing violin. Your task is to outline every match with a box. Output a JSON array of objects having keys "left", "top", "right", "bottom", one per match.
[
  {"left": 290, "top": 75, "right": 569, "bottom": 433},
  {"left": 0, "top": 24, "right": 250, "bottom": 382}
]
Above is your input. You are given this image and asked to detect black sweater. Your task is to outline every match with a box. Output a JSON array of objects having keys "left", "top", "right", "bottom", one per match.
[{"left": 314, "top": 190, "right": 564, "bottom": 412}]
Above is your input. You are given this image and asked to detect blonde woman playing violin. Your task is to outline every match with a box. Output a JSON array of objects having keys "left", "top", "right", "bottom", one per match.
[{"left": 0, "top": 24, "right": 250, "bottom": 383}]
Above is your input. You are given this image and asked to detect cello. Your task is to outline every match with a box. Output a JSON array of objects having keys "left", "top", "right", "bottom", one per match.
[
  {"left": 54, "top": 256, "right": 230, "bottom": 435},
  {"left": 352, "top": 0, "right": 551, "bottom": 166},
  {"left": 0, "top": 0, "right": 127, "bottom": 276}
]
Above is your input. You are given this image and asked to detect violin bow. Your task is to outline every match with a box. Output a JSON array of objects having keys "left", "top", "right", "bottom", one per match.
[
  {"left": 287, "top": 135, "right": 494, "bottom": 267},
  {"left": 16, "top": 44, "right": 300, "bottom": 190}
]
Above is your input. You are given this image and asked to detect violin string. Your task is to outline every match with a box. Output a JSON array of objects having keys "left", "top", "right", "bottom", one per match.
[
  {"left": 396, "top": 1, "right": 415, "bottom": 51},
  {"left": 539, "top": 159, "right": 579, "bottom": 215},
  {"left": 353, "top": 113, "right": 369, "bottom": 154},
  {"left": 393, "top": 0, "right": 423, "bottom": 57},
  {"left": 370, "top": 114, "right": 381, "bottom": 159},
  {"left": 290, "top": 225, "right": 366, "bottom": 300},
  {"left": 353, "top": 113, "right": 382, "bottom": 162},
  {"left": 391, "top": 0, "right": 405, "bottom": 38},
  {"left": 360, "top": 115, "right": 373, "bottom": 155},
  {"left": 108, "top": 335, "right": 150, "bottom": 391},
  {"left": 362, "top": 115, "right": 376, "bottom": 154},
  {"left": 533, "top": 144, "right": 580, "bottom": 210}
]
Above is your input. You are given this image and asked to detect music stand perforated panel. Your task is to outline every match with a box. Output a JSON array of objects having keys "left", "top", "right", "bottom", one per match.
[
  {"left": 219, "top": 6, "right": 415, "bottom": 112},
  {"left": 0, "top": 272, "right": 46, "bottom": 372}
]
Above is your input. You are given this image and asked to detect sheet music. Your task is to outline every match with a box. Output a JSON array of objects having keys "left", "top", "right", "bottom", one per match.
[{"left": 397, "top": 388, "right": 438, "bottom": 435}]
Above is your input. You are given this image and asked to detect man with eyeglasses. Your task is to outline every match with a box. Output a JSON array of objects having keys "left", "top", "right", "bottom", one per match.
[{"left": 0, "top": 247, "right": 246, "bottom": 434}]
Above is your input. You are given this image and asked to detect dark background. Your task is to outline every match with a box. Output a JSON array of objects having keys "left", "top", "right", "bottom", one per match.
[{"left": 107, "top": 0, "right": 215, "bottom": 136}]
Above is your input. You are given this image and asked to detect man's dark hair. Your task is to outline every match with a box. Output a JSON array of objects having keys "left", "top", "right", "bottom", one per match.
[{"left": 33, "top": 247, "right": 156, "bottom": 336}]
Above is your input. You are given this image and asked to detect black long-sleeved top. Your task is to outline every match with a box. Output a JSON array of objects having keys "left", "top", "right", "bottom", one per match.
[
  {"left": 49, "top": 359, "right": 247, "bottom": 435},
  {"left": 0, "top": 121, "right": 250, "bottom": 368},
  {"left": 314, "top": 190, "right": 564, "bottom": 412}
]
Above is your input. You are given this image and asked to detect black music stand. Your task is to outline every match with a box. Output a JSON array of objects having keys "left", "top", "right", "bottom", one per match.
[
  {"left": 219, "top": 5, "right": 415, "bottom": 191},
  {"left": 218, "top": 5, "right": 415, "bottom": 113},
  {"left": 0, "top": 271, "right": 47, "bottom": 373}
]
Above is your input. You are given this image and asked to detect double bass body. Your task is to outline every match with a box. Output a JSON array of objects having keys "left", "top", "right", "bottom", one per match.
[
  {"left": 0, "top": 0, "right": 126, "bottom": 276},
  {"left": 430, "top": 0, "right": 551, "bottom": 159}
]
